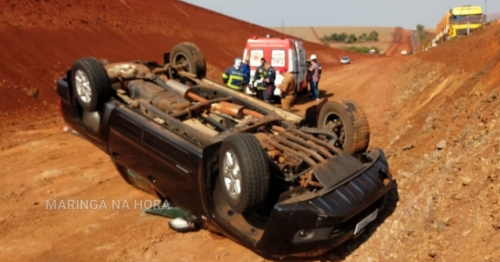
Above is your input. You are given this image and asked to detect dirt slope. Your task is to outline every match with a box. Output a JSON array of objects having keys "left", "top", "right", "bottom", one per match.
[
  {"left": 340, "top": 24, "right": 500, "bottom": 261},
  {"left": 0, "top": 0, "right": 368, "bottom": 117}
]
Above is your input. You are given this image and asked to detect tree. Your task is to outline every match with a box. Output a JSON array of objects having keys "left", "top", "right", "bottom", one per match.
[
  {"left": 358, "top": 32, "right": 367, "bottom": 41},
  {"left": 330, "top": 33, "right": 339, "bottom": 41},
  {"left": 347, "top": 34, "right": 357, "bottom": 43},
  {"left": 338, "top": 32, "right": 348, "bottom": 42},
  {"left": 416, "top": 24, "right": 425, "bottom": 31},
  {"left": 368, "top": 31, "right": 379, "bottom": 41}
]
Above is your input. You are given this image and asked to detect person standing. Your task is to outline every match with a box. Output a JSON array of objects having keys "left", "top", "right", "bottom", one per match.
[
  {"left": 277, "top": 67, "right": 296, "bottom": 110},
  {"left": 261, "top": 60, "right": 276, "bottom": 103},
  {"left": 222, "top": 58, "right": 245, "bottom": 91},
  {"left": 241, "top": 56, "right": 251, "bottom": 91},
  {"left": 308, "top": 54, "right": 320, "bottom": 101},
  {"left": 316, "top": 59, "right": 322, "bottom": 87},
  {"left": 252, "top": 58, "right": 269, "bottom": 100}
]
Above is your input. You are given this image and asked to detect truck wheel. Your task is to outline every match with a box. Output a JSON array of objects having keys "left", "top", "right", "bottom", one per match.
[
  {"left": 170, "top": 42, "right": 207, "bottom": 78},
  {"left": 218, "top": 133, "right": 270, "bottom": 214},
  {"left": 71, "top": 57, "right": 111, "bottom": 112},
  {"left": 317, "top": 100, "right": 370, "bottom": 154}
]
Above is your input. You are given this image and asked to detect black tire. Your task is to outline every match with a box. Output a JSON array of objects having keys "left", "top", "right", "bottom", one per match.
[
  {"left": 170, "top": 42, "right": 207, "bottom": 78},
  {"left": 71, "top": 57, "right": 111, "bottom": 112},
  {"left": 218, "top": 133, "right": 270, "bottom": 214},
  {"left": 317, "top": 100, "right": 370, "bottom": 154}
]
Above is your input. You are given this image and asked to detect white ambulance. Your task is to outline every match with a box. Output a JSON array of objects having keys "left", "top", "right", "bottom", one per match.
[{"left": 242, "top": 35, "right": 309, "bottom": 97}]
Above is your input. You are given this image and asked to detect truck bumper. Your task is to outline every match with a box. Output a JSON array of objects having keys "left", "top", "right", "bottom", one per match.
[{"left": 254, "top": 148, "right": 393, "bottom": 260}]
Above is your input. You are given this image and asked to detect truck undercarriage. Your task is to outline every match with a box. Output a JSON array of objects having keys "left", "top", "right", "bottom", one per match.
[{"left": 60, "top": 42, "right": 393, "bottom": 260}]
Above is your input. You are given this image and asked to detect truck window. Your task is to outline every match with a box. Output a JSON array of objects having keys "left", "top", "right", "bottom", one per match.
[
  {"left": 271, "top": 50, "right": 286, "bottom": 67},
  {"left": 249, "top": 49, "right": 264, "bottom": 67}
]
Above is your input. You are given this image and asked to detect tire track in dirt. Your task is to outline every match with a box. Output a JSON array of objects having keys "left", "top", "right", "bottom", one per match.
[
  {"left": 171, "top": 2, "right": 191, "bottom": 18},
  {"left": 119, "top": 0, "right": 133, "bottom": 11}
]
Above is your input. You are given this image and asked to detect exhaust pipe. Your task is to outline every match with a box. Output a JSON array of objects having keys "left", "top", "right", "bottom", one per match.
[{"left": 164, "top": 80, "right": 192, "bottom": 98}]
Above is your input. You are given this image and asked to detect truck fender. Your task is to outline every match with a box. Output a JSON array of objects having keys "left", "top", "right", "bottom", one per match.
[
  {"left": 302, "top": 98, "right": 328, "bottom": 127},
  {"left": 163, "top": 52, "right": 171, "bottom": 65}
]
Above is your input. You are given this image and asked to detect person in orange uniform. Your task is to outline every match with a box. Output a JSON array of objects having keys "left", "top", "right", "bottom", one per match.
[{"left": 277, "top": 67, "right": 296, "bottom": 111}]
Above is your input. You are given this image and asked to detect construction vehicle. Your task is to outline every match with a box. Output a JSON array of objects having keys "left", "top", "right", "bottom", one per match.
[{"left": 434, "top": 5, "right": 483, "bottom": 44}]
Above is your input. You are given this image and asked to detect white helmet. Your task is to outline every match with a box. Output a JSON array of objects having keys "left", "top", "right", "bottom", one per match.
[
  {"left": 310, "top": 54, "right": 317, "bottom": 60},
  {"left": 234, "top": 58, "right": 242, "bottom": 69}
]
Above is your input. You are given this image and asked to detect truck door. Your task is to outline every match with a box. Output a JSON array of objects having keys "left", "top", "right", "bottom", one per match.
[
  {"left": 141, "top": 122, "right": 205, "bottom": 215},
  {"left": 289, "top": 48, "right": 299, "bottom": 90},
  {"left": 107, "top": 106, "right": 154, "bottom": 193},
  {"left": 295, "top": 41, "right": 308, "bottom": 89}
]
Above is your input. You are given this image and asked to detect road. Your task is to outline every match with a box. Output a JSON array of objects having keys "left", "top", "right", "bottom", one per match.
[{"left": 0, "top": 55, "right": 410, "bottom": 262}]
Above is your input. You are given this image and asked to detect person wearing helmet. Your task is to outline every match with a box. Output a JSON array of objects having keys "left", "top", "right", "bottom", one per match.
[
  {"left": 277, "top": 67, "right": 296, "bottom": 111},
  {"left": 222, "top": 58, "right": 245, "bottom": 91},
  {"left": 308, "top": 54, "right": 320, "bottom": 101},
  {"left": 311, "top": 54, "right": 322, "bottom": 82}
]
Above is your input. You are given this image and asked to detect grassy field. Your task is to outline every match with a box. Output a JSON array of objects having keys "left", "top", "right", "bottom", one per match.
[
  {"left": 328, "top": 41, "right": 391, "bottom": 51},
  {"left": 270, "top": 26, "right": 396, "bottom": 51}
]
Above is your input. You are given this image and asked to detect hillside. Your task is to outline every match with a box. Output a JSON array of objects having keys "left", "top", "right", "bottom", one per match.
[
  {"left": 0, "top": 0, "right": 367, "bottom": 118},
  {"left": 345, "top": 23, "right": 500, "bottom": 261}
]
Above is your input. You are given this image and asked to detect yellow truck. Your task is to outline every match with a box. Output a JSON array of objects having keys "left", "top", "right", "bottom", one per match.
[{"left": 434, "top": 5, "right": 483, "bottom": 43}]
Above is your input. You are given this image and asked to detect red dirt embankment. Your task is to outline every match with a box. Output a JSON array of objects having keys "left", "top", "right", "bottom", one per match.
[
  {"left": 353, "top": 23, "right": 500, "bottom": 262},
  {"left": 0, "top": 0, "right": 363, "bottom": 118}
]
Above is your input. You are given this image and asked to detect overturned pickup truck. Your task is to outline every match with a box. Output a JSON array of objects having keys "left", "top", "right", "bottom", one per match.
[{"left": 56, "top": 42, "right": 394, "bottom": 261}]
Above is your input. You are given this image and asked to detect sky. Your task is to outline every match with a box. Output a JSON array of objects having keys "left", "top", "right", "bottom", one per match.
[{"left": 181, "top": 0, "right": 500, "bottom": 29}]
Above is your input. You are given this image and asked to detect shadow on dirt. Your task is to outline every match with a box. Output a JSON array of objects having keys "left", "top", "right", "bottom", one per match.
[
  {"left": 293, "top": 90, "right": 334, "bottom": 106},
  {"left": 319, "top": 180, "right": 401, "bottom": 262}
]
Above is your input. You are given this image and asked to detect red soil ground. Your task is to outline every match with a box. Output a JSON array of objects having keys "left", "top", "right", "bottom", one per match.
[{"left": 2, "top": 0, "right": 500, "bottom": 261}]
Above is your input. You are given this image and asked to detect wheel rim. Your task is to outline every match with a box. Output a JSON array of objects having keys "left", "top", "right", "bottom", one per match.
[
  {"left": 323, "top": 112, "right": 346, "bottom": 148},
  {"left": 74, "top": 69, "right": 92, "bottom": 104},
  {"left": 222, "top": 150, "right": 241, "bottom": 199},
  {"left": 174, "top": 53, "right": 192, "bottom": 73}
]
